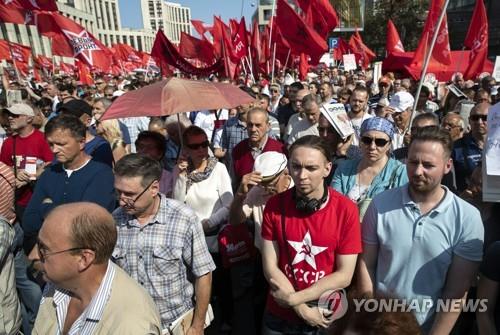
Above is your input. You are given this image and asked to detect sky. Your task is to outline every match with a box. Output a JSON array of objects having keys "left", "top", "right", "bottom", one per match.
[{"left": 118, "top": 0, "right": 256, "bottom": 30}]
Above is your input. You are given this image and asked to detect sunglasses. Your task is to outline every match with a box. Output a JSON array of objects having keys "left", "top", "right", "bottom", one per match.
[
  {"left": 470, "top": 114, "right": 487, "bottom": 122},
  {"left": 186, "top": 140, "right": 210, "bottom": 150},
  {"left": 361, "top": 136, "right": 390, "bottom": 147}
]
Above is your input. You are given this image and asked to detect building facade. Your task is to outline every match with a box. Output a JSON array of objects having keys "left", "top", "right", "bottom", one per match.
[{"left": 140, "top": 0, "right": 191, "bottom": 44}]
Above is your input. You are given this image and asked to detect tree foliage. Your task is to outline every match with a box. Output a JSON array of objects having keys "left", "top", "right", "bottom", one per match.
[{"left": 362, "top": 0, "right": 430, "bottom": 58}]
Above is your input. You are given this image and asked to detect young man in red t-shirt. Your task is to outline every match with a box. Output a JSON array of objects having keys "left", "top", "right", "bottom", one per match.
[
  {"left": 0, "top": 104, "right": 53, "bottom": 214},
  {"left": 261, "top": 135, "right": 361, "bottom": 334}
]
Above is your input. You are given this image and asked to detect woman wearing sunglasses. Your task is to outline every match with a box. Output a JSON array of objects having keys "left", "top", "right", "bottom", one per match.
[
  {"left": 331, "top": 117, "right": 408, "bottom": 219},
  {"left": 172, "top": 125, "right": 233, "bottom": 253}
]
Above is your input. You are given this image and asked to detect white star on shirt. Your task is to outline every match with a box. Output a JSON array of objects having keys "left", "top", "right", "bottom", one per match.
[{"left": 288, "top": 231, "right": 328, "bottom": 270}]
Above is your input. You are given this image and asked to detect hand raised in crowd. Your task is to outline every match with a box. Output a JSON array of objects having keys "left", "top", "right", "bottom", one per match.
[
  {"left": 15, "top": 169, "right": 31, "bottom": 187},
  {"left": 237, "top": 171, "right": 262, "bottom": 196},
  {"left": 336, "top": 134, "right": 353, "bottom": 157}
]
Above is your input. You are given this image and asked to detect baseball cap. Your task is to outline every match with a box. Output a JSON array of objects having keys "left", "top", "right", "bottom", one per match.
[
  {"left": 3, "top": 103, "right": 35, "bottom": 117},
  {"left": 253, "top": 152, "right": 287, "bottom": 183},
  {"left": 389, "top": 91, "right": 414, "bottom": 113},
  {"left": 58, "top": 99, "right": 92, "bottom": 118}
]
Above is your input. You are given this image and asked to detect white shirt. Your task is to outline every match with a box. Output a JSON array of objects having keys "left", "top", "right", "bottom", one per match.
[
  {"left": 286, "top": 119, "right": 320, "bottom": 146},
  {"left": 194, "top": 109, "right": 229, "bottom": 142}
]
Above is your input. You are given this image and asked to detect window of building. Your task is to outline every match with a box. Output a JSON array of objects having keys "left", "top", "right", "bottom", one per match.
[
  {"left": 137, "top": 36, "right": 143, "bottom": 51},
  {"left": 122, "top": 35, "right": 128, "bottom": 43},
  {"left": 105, "top": 2, "right": 112, "bottom": 31},
  {"left": 112, "top": 3, "right": 119, "bottom": 30}
]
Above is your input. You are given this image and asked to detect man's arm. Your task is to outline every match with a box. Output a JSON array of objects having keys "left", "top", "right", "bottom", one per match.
[
  {"left": 187, "top": 272, "right": 212, "bottom": 335},
  {"left": 429, "top": 255, "right": 480, "bottom": 335},
  {"left": 275, "top": 254, "right": 358, "bottom": 306},
  {"left": 229, "top": 172, "right": 262, "bottom": 225},
  {"left": 356, "top": 243, "right": 379, "bottom": 296}
]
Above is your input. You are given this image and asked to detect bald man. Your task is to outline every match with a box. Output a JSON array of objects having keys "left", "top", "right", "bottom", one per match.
[{"left": 31, "top": 203, "right": 161, "bottom": 335}]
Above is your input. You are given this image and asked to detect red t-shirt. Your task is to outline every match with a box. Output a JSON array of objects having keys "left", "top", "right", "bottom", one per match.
[
  {"left": 0, "top": 129, "right": 53, "bottom": 206},
  {"left": 261, "top": 187, "right": 362, "bottom": 322},
  {"left": 232, "top": 137, "right": 286, "bottom": 181}
]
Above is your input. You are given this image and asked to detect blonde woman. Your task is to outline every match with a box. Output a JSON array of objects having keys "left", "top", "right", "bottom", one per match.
[{"left": 95, "top": 118, "right": 129, "bottom": 163}]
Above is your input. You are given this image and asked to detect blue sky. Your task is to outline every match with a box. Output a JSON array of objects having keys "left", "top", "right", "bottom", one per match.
[{"left": 118, "top": 0, "right": 256, "bottom": 30}]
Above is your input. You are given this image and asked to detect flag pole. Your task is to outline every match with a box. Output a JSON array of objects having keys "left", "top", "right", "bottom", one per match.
[
  {"left": 268, "top": 0, "right": 276, "bottom": 52},
  {"left": 283, "top": 49, "right": 291, "bottom": 72},
  {"left": 271, "top": 42, "right": 277, "bottom": 83},
  {"left": 409, "top": 0, "right": 451, "bottom": 132}
]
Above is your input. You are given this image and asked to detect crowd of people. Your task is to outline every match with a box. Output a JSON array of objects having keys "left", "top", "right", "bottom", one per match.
[{"left": 0, "top": 66, "right": 498, "bottom": 335}]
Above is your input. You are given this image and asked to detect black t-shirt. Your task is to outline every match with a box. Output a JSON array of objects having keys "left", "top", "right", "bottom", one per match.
[{"left": 480, "top": 241, "right": 500, "bottom": 332}]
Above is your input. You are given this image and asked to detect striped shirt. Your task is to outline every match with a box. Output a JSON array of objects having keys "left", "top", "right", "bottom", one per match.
[
  {"left": 42, "top": 261, "right": 116, "bottom": 335},
  {"left": 0, "top": 162, "right": 15, "bottom": 223},
  {"left": 112, "top": 194, "right": 215, "bottom": 329}
]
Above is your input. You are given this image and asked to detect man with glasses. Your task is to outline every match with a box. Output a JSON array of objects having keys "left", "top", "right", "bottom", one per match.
[
  {"left": 452, "top": 102, "right": 490, "bottom": 192},
  {"left": 112, "top": 154, "right": 215, "bottom": 334},
  {"left": 31, "top": 202, "right": 162, "bottom": 334},
  {"left": 441, "top": 113, "right": 464, "bottom": 142},
  {"left": 269, "top": 83, "right": 282, "bottom": 114},
  {"left": 23, "top": 114, "right": 115, "bottom": 254},
  {"left": 387, "top": 91, "right": 414, "bottom": 150}
]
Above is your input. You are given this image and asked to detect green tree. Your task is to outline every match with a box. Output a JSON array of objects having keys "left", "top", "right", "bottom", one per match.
[{"left": 361, "top": 0, "right": 430, "bottom": 58}]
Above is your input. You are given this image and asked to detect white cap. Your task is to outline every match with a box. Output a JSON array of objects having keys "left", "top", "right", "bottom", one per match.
[
  {"left": 253, "top": 151, "right": 287, "bottom": 182},
  {"left": 112, "top": 90, "right": 125, "bottom": 97},
  {"left": 389, "top": 91, "right": 414, "bottom": 113}
]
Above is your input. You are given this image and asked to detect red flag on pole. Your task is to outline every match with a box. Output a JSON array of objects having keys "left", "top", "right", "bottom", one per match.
[
  {"left": 179, "top": 32, "right": 216, "bottom": 65},
  {"left": 299, "top": 53, "right": 308, "bottom": 80},
  {"left": 191, "top": 19, "right": 210, "bottom": 37},
  {"left": 232, "top": 17, "right": 248, "bottom": 59},
  {"left": 386, "top": 19, "right": 405, "bottom": 54},
  {"left": 0, "top": 0, "right": 57, "bottom": 24},
  {"left": 463, "top": 0, "right": 488, "bottom": 79},
  {"left": 76, "top": 60, "right": 94, "bottom": 85},
  {"left": 411, "top": 0, "right": 451, "bottom": 67},
  {"left": 275, "top": 0, "right": 327, "bottom": 64},
  {"left": 36, "top": 12, "right": 112, "bottom": 71},
  {"left": 332, "top": 37, "right": 351, "bottom": 60},
  {"left": 112, "top": 43, "right": 143, "bottom": 65},
  {"left": 349, "top": 31, "right": 375, "bottom": 69}
]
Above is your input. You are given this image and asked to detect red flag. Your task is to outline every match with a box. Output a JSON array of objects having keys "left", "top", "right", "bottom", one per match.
[
  {"left": 304, "top": 2, "right": 329, "bottom": 39},
  {"left": 463, "top": 0, "right": 488, "bottom": 79},
  {"left": 59, "top": 62, "right": 75, "bottom": 75},
  {"left": 76, "top": 60, "right": 94, "bottom": 85},
  {"left": 299, "top": 53, "right": 308, "bottom": 80},
  {"left": 34, "top": 55, "right": 53, "bottom": 70},
  {"left": 191, "top": 19, "right": 209, "bottom": 37},
  {"left": 0, "top": 39, "right": 31, "bottom": 66},
  {"left": 179, "top": 32, "right": 216, "bottom": 65},
  {"left": 275, "top": 0, "right": 327, "bottom": 64},
  {"left": 151, "top": 30, "right": 223, "bottom": 77},
  {"left": 349, "top": 31, "right": 375, "bottom": 69},
  {"left": 411, "top": 0, "right": 451, "bottom": 67},
  {"left": 112, "top": 43, "right": 143, "bottom": 65},
  {"left": 386, "top": 19, "right": 405, "bottom": 54},
  {"left": 232, "top": 17, "right": 248, "bottom": 59},
  {"left": 36, "top": 12, "right": 112, "bottom": 71},
  {"left": 0, "top": 0, "right": 57, "bottom": 24},
  {"left": 332, "top": 37, "right": 351, "bottom": 60}
]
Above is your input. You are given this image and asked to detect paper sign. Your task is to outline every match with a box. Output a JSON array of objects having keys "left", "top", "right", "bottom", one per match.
[
  {"left": 25, "top": 156, "right": 37, "bottom": 180},
  {"left": 485, "top": 103, "right": 500, "bottom": 175},
  {"left": 343, "top": 54, "right": 357, "bottom": 71},
  {"left": 321, "top": 103, "right": 354, "bottom": 139},
  {"left": 493, "top": 56, "right": 500, "bottom": 82}
]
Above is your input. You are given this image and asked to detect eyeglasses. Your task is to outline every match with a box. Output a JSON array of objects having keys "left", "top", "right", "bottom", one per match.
[
  {"left": 410, "top": 125, "right": 440, "bottom": 133},
  {"left": 442, "top": 123, "right": 462, "bottom": 130},
  {"left": 116, "top": 179, "right": 156, "bottom": 207},
  {"left": 36, "top": 241, "right": 89, "bottom": 263},
  {"left": 361, "top": 136, "right": 390, "bottom": 147},
  {"left": 186, "top": 140, "right": 209, "bottom": 150},
  {"left": 470, "top": 114, "right": 487, "bottom": 122}
]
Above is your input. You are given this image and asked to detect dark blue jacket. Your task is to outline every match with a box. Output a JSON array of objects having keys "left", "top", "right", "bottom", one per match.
[{"left": 22, "top": 159, "right": 116, "bottom": 239}]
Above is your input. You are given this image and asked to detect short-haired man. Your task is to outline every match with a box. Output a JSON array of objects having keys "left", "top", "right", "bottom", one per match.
[
  {"left": 59, "top": 99, "right": 114, "bottom": 167},
  {"left": 257, "top": 93, "right": 281, "bottom": 139},
  {"left": 452, "top": 102, "right": 490, "bottom": 192},
  {"left": 261, "top": 135, "right": 361, "bottom": 333},
  {"left": 45, "top": 83, "right": 59, "bottom": 113},
  {"left": 232, "top": 108, "right": 286, "bottom": 187},
  {"left": 57, "top": 83, "right": 75, "bottom": 104},
  {"left": 23, "top": 114, "right": 115, "bottom": 252},
  {"left": 358, "top": 127, "right": 484, "bottom": 333},
  {"left": 286, "top": 94, "right": 321, "bottom": 146},
  {"left": 269, "top": 83, "right": 282, "bottom": 114},
  {"left": 348, "top": 86, "right": 372, "bottom": 156},
  {"left": 32, "top": 203, "right": 162, "bottom": 334},
  {"left": 441, "top": 113, "right": 464, "bottom": 142},
  {"left": 283, "top": 89, "right": 310, "bottom": 143},
  {"left": 112, "top": 154, "right": 215, "bottom": 333},
  {"left": 277, "top": 82, "right": 305, "bottom": 132},
  {"left": 319, "top": 82, "right": 336, "bottom": 104}
]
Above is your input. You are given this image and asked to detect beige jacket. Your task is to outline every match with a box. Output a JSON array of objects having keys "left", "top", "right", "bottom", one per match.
[{"left": 33, "top": 264, "right": 162, "bottom": 335}]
